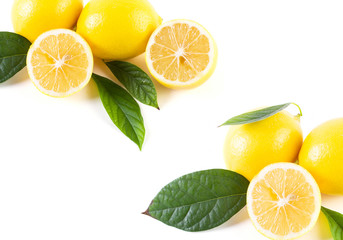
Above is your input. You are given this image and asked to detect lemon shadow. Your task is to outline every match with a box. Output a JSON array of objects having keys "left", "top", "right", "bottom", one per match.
[
  {"left": 93, "top": 57, "right": 118, "bottom": 81},
  {"left": 315, "top": 211, "right": 332, "bottom": 240},
  {"left": 215, "top": 206, "right": 250, "bottom": 230},
  {"left": 84, "top": 79, "right": 99, "bottom": 99},
  {"left": 81, "top": 57, "right": 118, "bottom": 100}
]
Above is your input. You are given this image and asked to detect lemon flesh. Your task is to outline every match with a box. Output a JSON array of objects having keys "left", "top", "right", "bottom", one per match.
[
  {"left": 76, "top": 0, "right": 162, "bottom": 60},
  {"left": 299, "top": 118, "right": 343, "bottom": 195},
  {"left": 224, "top": 111, "right": 303, "bottom": 181},
  {"left": 12, "top": 0, "right": 83, "bottom": 43},
  {"left": 146, "top": 19, "right": 218, "bottom": 89},
  {"left": 27, "top": 29, "right": 94, "bottom": 97},
  {"left": 247, "top": 163, "right": 321, "bottom": 240}
]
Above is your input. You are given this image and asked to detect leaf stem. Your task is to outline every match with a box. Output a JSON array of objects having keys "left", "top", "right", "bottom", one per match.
[{"left": 291, "top": 102, "right": 303, "bottom": 117}]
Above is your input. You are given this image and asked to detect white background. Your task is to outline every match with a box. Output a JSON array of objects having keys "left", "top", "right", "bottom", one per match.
[{"left": 1, "top": 0, "right": 343, "bottom": 239}]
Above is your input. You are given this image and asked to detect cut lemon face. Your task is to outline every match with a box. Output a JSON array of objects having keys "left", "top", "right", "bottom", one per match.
[
  {"left": 27, "top": 29, "right": 93, "bottom": 97},
  {"left": 247, "top": 163, "right": 321, "bottom": 240},
  {"left": 146, "top": 19, "right": 217, "bottom": 89}
]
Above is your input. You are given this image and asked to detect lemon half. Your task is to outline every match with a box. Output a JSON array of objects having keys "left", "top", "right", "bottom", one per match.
[
  {"left": 27, "top": 29, "right": 93, "bottom": 97},
  {"left": 247, "top": 163, "right": 321, "bottom": 240},
  {"left": 146, "top": 19, "right": 218, "bottom": 89}
]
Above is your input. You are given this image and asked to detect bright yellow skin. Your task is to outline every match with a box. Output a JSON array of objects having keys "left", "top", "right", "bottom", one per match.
[
  {"left": 76, "top": 0, "right": 162, "bottom": 60},
  {"left": 12, "top": 0, "right": 83, "bottom": 43},
  {"left": 224, "top": 111, "right": 303, "bottom": 181},
  {"left": 299, "top": 118, "right": 343, "bottom": 195}
]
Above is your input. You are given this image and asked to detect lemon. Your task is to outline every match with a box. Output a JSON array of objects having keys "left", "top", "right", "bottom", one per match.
[
  {"left": 299, "top": 118, "right": 343, "bottom": 195},
  {"left": 224, "top": 110, "right": 303, "bottom": 181},
  {"left": 12, "top": 0, "right": 83, "bottom": 43},
  {"left": 27, "top": 29, "right": 93, "bottom": 97},
  {"left": 247, "top": 163, "right": 321, "bottom": 240},
  {"left": 145, "top": 19, "right": 218, "bottom": 89},
  {"left": 76, "top": 0, "right": 162, "bottom": 60}
]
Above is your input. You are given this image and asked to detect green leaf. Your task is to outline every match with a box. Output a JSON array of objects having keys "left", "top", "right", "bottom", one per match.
[
  {"left": 105, "top": 61, "right": 159, "bottom": 109},
  {"left": 92, "top": 73, "right": 145, "bottom": 150},
  {"left": 143, "top": 169, "right": 249, "bottom": 232},
  {"left": 220, "top": 102, "right": 302, "bottom": 126},
  {"left": 322, "top": 206, "right": 343, "bottom": 240},
  {"left": 0, "top": 32, "right": 31, "bottom": 83}
]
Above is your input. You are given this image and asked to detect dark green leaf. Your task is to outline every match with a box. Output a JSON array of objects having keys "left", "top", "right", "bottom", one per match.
[
  {"left": 144, "top": 169, "right": 249, "bottom": 231},
  {"left": 220, "top": 102, "right": 302, "bottom": 126},
  {"left": 92, "top": 73, "right": 145, "bottom": 150},
  {"left": 0, "top": 32, "right": 31, "bottom": 83},
  {"left": 105, "top": 61, "right": 159, "bottom": 109},
  {"left": 322, "top": 206, "right": 343, "bottom": 240}
]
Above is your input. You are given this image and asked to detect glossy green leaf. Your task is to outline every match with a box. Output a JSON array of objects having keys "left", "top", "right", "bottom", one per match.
[
  {"left": 144, "top": 169, "right": 249, "bottom": 231},
  {"left": 92, "top": 73, "right": 145, "bottom": 150},
  {"left": 322, "top": 206, "right": 343, "bottom": 240},
  {"left": 0, "top": 32, "right": 31, "bottom": 83},
  {"left": 105, "top": 61, "right": 159, "bottom": 109},
  {"left": 220, "top": 102, "right": 302, "bottom": 126}
]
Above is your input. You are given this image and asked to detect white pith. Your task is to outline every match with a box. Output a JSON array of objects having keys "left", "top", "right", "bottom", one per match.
[
  {"left": 146, "top": 19, "right": 216, "bottom": 86},
  {"left": 247, "top": 163, "right": 321, "bottom": 240},
  {"left": 27, "top": 29, "right": 94, "bottom": 98}
]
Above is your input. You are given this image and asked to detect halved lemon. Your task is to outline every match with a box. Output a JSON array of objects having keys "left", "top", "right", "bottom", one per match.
[
  {"left": 146, "top": 19, "right": 217, "bottom": 89},
  {"left": 27, "top": 29, "right": 93, "bottom": 97},
  {"left": 247, "top": 163, "right": 321, "bottom": 240}
]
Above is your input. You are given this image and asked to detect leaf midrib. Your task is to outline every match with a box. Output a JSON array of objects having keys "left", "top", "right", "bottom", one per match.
[
  {"left": 324, "top": 208, "right": 343, "bottom": 229},
  {"left": 150, "top": 192, "right": 247, "bottom": 213},
  {"left": 109, "top": 63, "right": 156, "bottom": 103},
  {"left": 101, "top": 81, "right": 143, "bottom": 145},
  {"left": 0, "top": 53, "right": 27, "bottom": 61}
]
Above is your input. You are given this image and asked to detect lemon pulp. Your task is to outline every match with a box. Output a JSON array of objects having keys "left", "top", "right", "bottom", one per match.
[
  {"left": 27, "top": 29, "right": 93, "bottom": 97},
  {"left": 247, "top": 163, "right": 321, "bottom": 240},
  {"left": 146, "top": 19, "right": 218, "bottom": 89}
]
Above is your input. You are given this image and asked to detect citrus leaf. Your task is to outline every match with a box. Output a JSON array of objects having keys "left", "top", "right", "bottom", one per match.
[
  {"left": 92, "top": 73, "right": 145, "bottom": 150},
  {"left": 0, "top": 32, "right": 31, "bottom": 83},
  {"left": 144, "top": 169, "right": 249, "bottom": 231},
  {"left": 105, "top": 61, "right": 159, "bottom": 109},
  {"left": 322, "top": 206, "right": 343, "bottom": 240},
  {"left": 220, "top": 102, "right": 302, "bottom": 126}
]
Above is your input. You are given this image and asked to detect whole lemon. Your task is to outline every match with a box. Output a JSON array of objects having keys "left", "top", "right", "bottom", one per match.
[
  {"left": 224, "top": 111, "right": 303, "bottom": 181},
  {"left": 12, "top": 0, "right": 83, "bottom": 43},
  {"left": 76, "top": 0, "right": 162, "bottom": 60},
  {"left": 299, "top": 118, "right": 343, "bottom": 195}
]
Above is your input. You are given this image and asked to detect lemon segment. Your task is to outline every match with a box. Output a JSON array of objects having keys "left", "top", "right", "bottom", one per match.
[
  {"left": 247, "top": 163, "right": 321, "bottom": 240},
  {"left": 27, "top": 29, "right": 94, "bottom": 98},
  {"left": 146, "top": 19, "right": 218, "bottom": 89}
]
